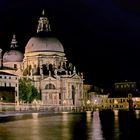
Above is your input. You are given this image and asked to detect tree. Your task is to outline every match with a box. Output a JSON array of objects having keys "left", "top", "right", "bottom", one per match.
[{"left": 19, "top": 78, "right": 41, "bottom": 103}]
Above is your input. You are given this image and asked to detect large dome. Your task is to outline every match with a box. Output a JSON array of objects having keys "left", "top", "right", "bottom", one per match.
[
  {"left": 25, "top": 37, "right": 64, "bottom": 53},
  {"left": 3, "top": 50, "right": 24, "bottom": 62}
]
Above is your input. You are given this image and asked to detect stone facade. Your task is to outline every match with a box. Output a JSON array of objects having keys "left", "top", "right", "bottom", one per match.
[{"left": 0, "top": 10, "right": 84, "bottom": 107}]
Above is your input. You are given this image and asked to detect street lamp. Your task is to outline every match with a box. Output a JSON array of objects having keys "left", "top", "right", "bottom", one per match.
[
  {"left": 87, "top": 100, "right": 90, "bottom": 105},
  {"left": 86, "top": 100, "right": 91, "bottom": 111}
]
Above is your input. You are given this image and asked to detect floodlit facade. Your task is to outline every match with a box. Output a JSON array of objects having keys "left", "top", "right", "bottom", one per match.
[{"left": 0, "top": 10, "right": 84, "bottom": 107}]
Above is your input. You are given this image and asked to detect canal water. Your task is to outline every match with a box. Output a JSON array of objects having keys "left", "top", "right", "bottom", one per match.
[{"left": 0, "top": 110, "right": 140, "bottom": 140}]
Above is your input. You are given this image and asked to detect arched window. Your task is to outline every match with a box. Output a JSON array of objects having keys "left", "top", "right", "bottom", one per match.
[{"left": 45, "top": 83, "right": 55, "bottom": 89}]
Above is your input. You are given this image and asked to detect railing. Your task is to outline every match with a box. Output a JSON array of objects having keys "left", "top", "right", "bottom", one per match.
[
  {"left": 0, "top": 103, "right": 86, "bottom": 113},
  {"left": 2, "top": 102, "right": 140, "bottom": 112}
]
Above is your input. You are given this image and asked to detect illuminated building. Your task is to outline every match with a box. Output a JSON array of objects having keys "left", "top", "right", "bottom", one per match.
[
  {"left": 0, "top": 10, "right": 84, "bottom": 107},
  {"left": 114, "top": 80, "right": 137, "bottom": 95}
]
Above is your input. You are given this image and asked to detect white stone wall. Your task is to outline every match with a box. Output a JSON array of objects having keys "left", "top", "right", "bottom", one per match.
[{"left": 3, "top": 62, "right": 23, "bottom": 69}]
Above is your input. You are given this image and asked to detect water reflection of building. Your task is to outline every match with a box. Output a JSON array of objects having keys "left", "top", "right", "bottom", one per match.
[
  {"left": 92, "top": 110, "right": 104, "bottom": 140},
  {"left": 0, "top": 10, "right": 84, "bottom": 108}
]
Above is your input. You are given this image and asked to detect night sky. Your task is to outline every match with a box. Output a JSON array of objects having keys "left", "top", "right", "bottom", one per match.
[{"left": 0, "top": 0, "right": 140, "bottom": 88}]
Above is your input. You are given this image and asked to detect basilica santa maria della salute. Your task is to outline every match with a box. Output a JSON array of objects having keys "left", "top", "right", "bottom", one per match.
[{"left": 0, "top": 10, "right": 84, "bottom": 109}]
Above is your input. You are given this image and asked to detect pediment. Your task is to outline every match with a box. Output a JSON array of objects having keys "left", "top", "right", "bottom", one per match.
[{"left": 71, "top": 74, "right": 82, "bottom": 80}]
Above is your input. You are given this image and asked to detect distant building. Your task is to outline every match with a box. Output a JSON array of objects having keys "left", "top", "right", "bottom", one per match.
[
  {"left": 86, "top": 82, "right": 140, "bottom": 110},
  {"left": 109, "top": 80, "right": 139, "bottom": 98},
  {"left": 115, "top": 80, "right": 136, "bottom": 94},
  {"left": 102, "top": 81, "right": 140, "bottom": 110},
  {"left": 83, "top": 84, "right": 93, "bottom": 101},
  {"left": 0, "top": 10, "right": 84, "bottom": 108}
]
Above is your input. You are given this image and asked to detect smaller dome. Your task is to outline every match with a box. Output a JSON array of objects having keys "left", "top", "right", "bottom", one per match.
[{"left": 3, "top": 50, "right": 23, "bottom": 62}]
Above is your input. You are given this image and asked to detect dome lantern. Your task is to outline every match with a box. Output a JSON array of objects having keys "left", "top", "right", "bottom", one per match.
[
  {"left": 10, "top": 34, "right": 18, "bottom": 48},
  {"left": 25, "top": 9, "right": 64, "bottom": 54},
  {"left": 37, "top": 9, "right": 51, "bottom": 33}
]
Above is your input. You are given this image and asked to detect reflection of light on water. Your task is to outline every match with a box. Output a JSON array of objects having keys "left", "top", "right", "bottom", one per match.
[
  {"left": 62, "top": 112, "right": 68, "bottom": 122},
  {"left": 113, "top": 110, "right": 120, "bottom": 139},
  {"left": 86, "top": 111, "right": 92, "bottom": 123},
  {"left": 62, "top": 112, "right": 71, "bottom": 140},
  {"left": 86, "top": 111, "right": 92, "bottom": 115},
  {"left": 92, "top": 110, "right": 104, "bottom": 140},
  {"left": 32, "top": 113, "right": 39, "bottom": 119},
  {"left": 113, "top": 109, "right": 119, "bottom": 116},
  {"left": 86, "top": 110, "right": 92, "bottom": 137},
  {"left": 135, "top": 110, "right": 140, "bottom": 119},
  {"left": 31, "top": 113, "right": 40, "bottom": 140}
]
